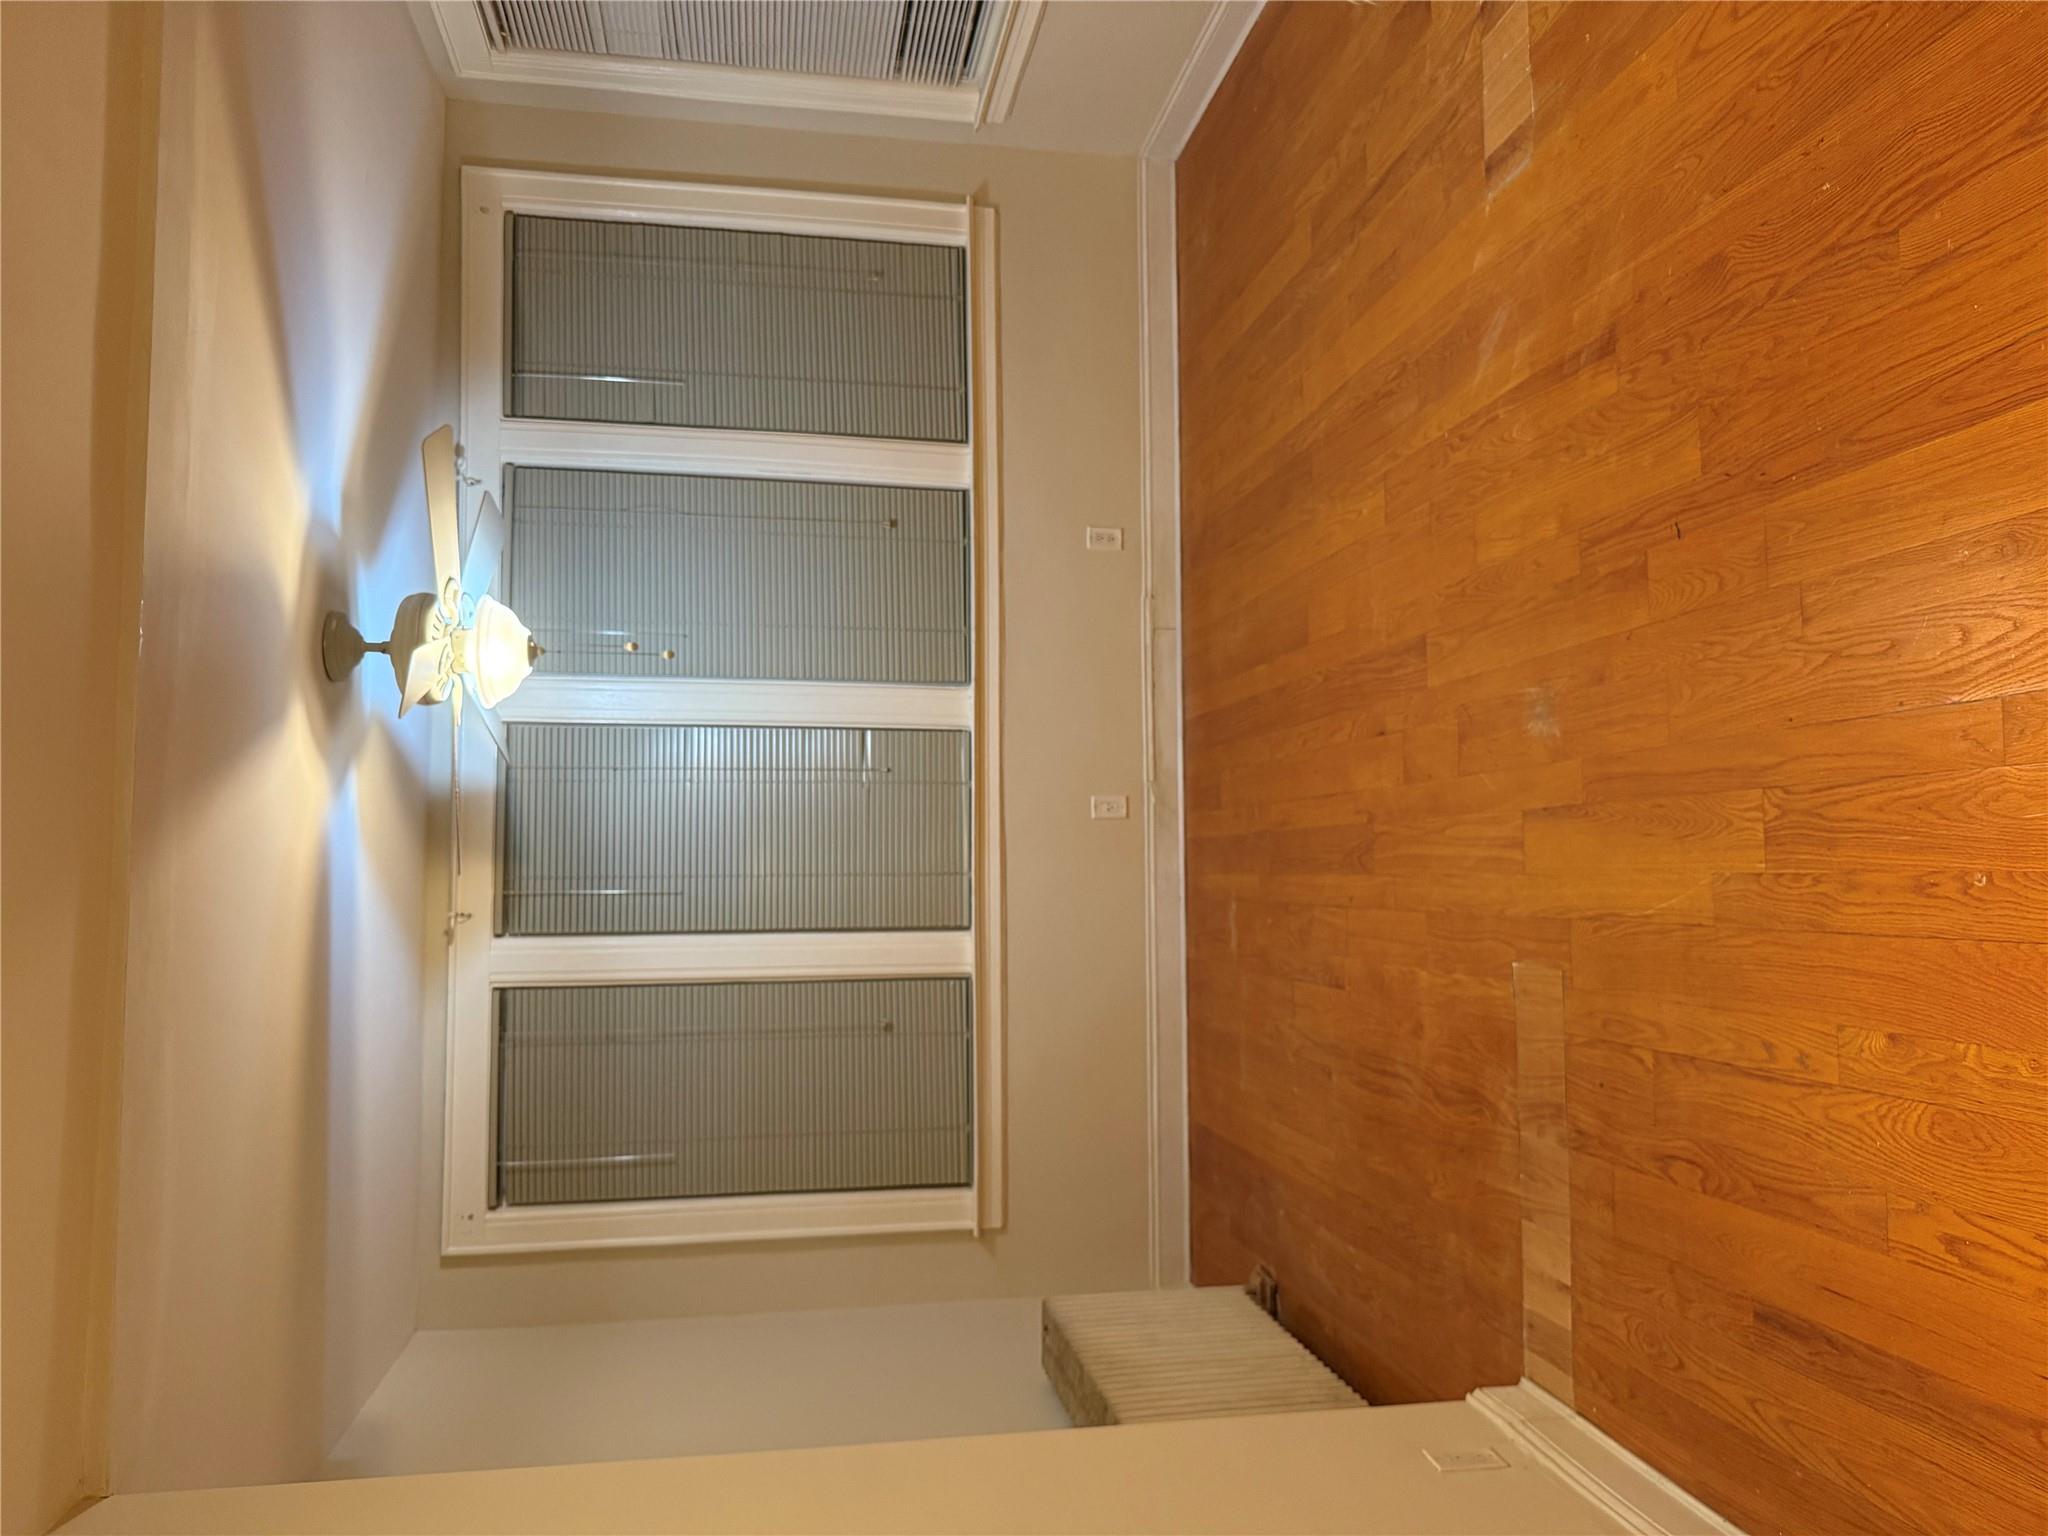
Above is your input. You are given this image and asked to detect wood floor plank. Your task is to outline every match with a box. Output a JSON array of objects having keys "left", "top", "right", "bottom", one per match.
[
  {"left": 1181, "top": 4, "right": 2048, "bottom": 1531},
  {"left": 2007, "top": 690, "right": 2048, "bottom": 765},
  {"left": 1652, "top": 1051, "right": 2048, "bottom": 1230},
  {"left": 1581, "top": 699, "right": 2006, "bottom": 801},
  {"left": 1515, "top": 961, "right": 1574, "bottom": 1401},
  {"left": 1573, "top": 1230, "right": 2041, "bottom": 1535},
  {"left": 1570, "top": 917, "right": 2047, "bottom": 1054},
  {"left": 1762, "top": 764, "right": 2048, "bottom": 871},
  {"left": 1887, "top": 1195, "right": 2048, "bottom": 1306},
  {"left": 1426, "top": 556, "right": 1652, "bottom": 687},
  {"left": 1836, "top": 1027, "right": 2048, "bottom": 1121},
  {"left": 1525, "top": 790, "right": 1765, "bottom": 875},
  {"left": 1566, "top": 986, "right": 1839, "bottom": 1085},
  {"left": 1612, "top": 1166, "right": 2048, "bottom": 1413},
  {"left": 1567, "top": 1040, "right": 1892, "bottom": 1249},
  {"left": 1671, "top": 521, "right": 2048, "bottom": 739},
  {"left": 1711, "top": 868, "right": 2048, "bottom": 944},
  {"left": 1763, "top": 400, "right": 2048, "bottom": 587},
  {"left": 1573, "top": 1331, "right": 1902, "bottom": 1536},
  {"left": 1454, "top": 670, "right": 1668, "bottom": 776}
]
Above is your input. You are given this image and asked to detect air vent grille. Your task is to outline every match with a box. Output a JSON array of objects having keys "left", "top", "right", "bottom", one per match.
[{"left": 476, "top": 0, "right": 991, "bottom": 86}]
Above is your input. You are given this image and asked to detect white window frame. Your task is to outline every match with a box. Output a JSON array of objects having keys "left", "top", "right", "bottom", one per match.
[
  {"left": 442, "top": 166, "right": 1004, "bottom": 1256},
  {"left": 415, "top": 1, "right": 1043, "bottom": 129}
]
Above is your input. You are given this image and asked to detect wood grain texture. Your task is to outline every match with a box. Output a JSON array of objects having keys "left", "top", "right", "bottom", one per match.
[
  {"left": 1515, "top": 961, "right": 1573, "bottom": 1404},
  {"left": 1177, "top": 5, "right": 2048, "bottom": 1532}
]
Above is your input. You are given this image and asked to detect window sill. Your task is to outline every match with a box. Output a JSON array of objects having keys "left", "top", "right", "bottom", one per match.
[{"left": 443, "top": 1185, "right": 978, "bottom": 1257}]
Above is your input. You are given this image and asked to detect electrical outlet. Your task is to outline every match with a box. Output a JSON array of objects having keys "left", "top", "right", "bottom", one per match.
[
  {"left": 1424, "top": 1448, "right": 1509, "bottom": 1474},
  {"left": 1089, "top": 794, "right": 1130, "bottom": 820},
  {"left": 1085, "top": 525, "right": 1125, "bottom": 551}
]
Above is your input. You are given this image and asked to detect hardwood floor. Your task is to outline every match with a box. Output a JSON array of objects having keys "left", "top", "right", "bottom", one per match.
[{"left": 1176, "top": 5, "right": 2047, "bottom": 1531}]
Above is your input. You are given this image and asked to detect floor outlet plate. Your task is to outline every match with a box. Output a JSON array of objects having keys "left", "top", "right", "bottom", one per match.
[{"left": 1425, "top": 1447, "right": 1510, "bottom": 1474}]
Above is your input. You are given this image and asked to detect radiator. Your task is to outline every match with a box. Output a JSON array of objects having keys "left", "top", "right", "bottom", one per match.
[{"left": 1041, "top": 1287, "right": 1366, "bottom": 1427}]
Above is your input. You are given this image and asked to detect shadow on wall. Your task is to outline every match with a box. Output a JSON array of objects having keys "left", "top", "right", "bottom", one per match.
[{"left": 110, "top": 0, "right": 450, "bottom": 1495}]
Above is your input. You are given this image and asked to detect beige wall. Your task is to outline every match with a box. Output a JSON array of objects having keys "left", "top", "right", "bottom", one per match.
[
  {"left": 1, "top": 4, "right": 161, "bottom": 1530},
  {"left": 419, "top": 105, "right": 1156, "bottom": 1330},
  {"left": 63, "top": 1402, "right": 1622, "bottom": 1536},
  {"left": 326, "top": 1298, "right": 1065, "bottom": 1479},
  {"left": 104, "top": 1, "right": 450, "bottom": 1496}
]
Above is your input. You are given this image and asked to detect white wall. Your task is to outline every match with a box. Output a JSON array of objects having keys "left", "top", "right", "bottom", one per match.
[
  {"left": 326, "top": 1298, "right": 1065, "bottom": 1479},
  {"left": 106, "top": 1, "right": 452, "bottom": 1495},
  {"left": 98, "top": 14, "right": 1169, "bottom": 1496},
  {"left": 1, "top": 4, "right": 159, "bottom": 1528},
  {"left": 417, "top": 105, "right": 1159, "bottom": 1330},
  {"left": 66, "top": 1402, "right": 1625, "bottom": 1536}
]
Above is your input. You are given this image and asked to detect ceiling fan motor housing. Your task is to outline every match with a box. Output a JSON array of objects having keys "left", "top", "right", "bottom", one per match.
[{"left": 389, "top": 589, "right": 453, "bottom": 706}]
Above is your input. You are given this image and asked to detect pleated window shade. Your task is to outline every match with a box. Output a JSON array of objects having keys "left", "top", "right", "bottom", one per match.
[
  {"left": 499, "top": 723, "right": 972, "bottom": 937},
  {"left": 489, "top": 200, "right": 980, "bottom": 1217},
  {"left": 505, "top": 465, "right": 971, "bottom": 684},
  {"left": 507, "top": 214, "right": 970, "bottom": 442},
  {"left": 495, "top": 978, "right": 974, "bottom": 1206}
]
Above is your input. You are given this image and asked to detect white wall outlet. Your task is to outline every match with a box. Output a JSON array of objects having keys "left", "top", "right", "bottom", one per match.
[
  {"left": 1085, "top": 525, "right": 1125, "bottom": 551},
  {"left": 1424, "top": 1447, "right": 1509, "bottom": 1474},
  {"left": 1089, "top": 794, "right": 1130, "bottom": 820}
]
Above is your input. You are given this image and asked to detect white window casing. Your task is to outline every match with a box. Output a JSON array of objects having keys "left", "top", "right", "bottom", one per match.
[{"left": 444, "top": 165, "right": 1004, "bottom": 1255}]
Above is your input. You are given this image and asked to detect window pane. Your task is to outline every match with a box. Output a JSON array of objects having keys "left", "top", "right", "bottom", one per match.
[
  {"left": 495, "top": 978, "right": 973, "bottom": 1206},
  {"left": 507, "top": 214, "right": 969, "bottom": 442},
  {"left": 505, "top": 465, "right": 970, "bottom": 685},
  {"left": 500, "top": 723, "right": 972, "bottom": 936}
]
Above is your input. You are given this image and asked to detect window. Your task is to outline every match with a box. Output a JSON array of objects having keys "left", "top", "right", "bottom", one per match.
[{"left": 444, "top": 168, "right": 1002, "bottom": 1255}]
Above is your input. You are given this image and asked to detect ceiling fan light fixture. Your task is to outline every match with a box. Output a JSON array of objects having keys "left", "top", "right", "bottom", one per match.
[{"left": 460, "top": 593, "right": 542, "bottom": 709}]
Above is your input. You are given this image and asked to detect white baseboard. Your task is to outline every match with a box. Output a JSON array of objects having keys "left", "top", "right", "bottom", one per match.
[
  {"left": 1134, "top": 0, "right": 1265, "bottom": 1296},
  {"left": 1468, "top": 1382, "right": 1746, "bottom": 1536},
  {"left": 1138, "top": 151, "right": 1188, "bottom": 1290}
]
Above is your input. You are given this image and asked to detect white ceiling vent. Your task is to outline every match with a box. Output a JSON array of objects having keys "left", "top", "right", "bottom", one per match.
[
  {"left": 422, "top": 0, "right": 1042, "bottom": 125},
  {"left": 480, "top": 1, "right": 987, "bottom": 86}
]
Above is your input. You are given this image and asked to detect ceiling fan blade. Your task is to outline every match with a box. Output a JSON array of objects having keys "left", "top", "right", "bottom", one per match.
[
  {"left": 421, "top": 425, "right": 462, "bottom": 611},
  {"left": 460, "top": 488, "right": 505, "bottom": 607},
  {"left": 395, "top": 638, "right": 447, "bottom": 717},
  {"left": 459, "top": 671, "right": 513, "bottom": 764}
]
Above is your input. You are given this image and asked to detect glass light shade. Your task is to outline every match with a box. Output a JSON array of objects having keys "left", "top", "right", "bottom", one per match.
[{"left": 465, "top": 594, "right": 537, "bottom": 708}]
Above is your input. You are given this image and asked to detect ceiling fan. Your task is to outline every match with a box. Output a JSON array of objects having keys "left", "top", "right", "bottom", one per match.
[{"left": 321, "top": 425, "right": 541, "bottom": 758}]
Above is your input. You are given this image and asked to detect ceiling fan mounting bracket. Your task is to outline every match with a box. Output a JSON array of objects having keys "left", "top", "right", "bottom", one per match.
[{"left": 321, "top": 611, "right": 391, "bottom": 683}]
